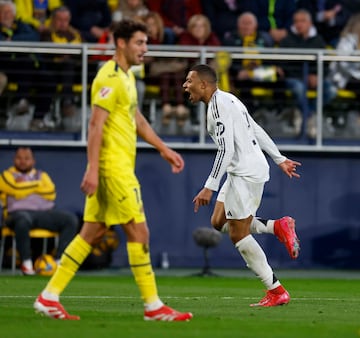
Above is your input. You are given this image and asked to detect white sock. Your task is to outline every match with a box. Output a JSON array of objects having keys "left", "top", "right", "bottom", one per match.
[
  {"left": 22, "top": 259, "right": 33, "bottom": 270},
  {"left": 235, "top": 235, "right": 280, "bottom": 290},
  {"left": 41, "top": 290, "right": 59, "bottom": 302},
  {"left": 144, "top": 298, "right": 164, "bottom": 312},
  {"left": 250, "top": 218, "right": 275, "bottom": 234},
  {"left": 221, "top": 219, "right": 274, "bottom": 234}
]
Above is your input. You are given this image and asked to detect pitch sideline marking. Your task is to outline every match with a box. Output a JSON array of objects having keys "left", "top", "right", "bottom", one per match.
[{"left": 0, "top": 295, "right": 359, "bottom": 302}]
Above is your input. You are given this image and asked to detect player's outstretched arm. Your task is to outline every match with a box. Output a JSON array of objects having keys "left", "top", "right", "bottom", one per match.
[
  {"left": 193, "top": 187, "right": 213, "bottom": 213},
  {"left": 159, "top": 147, "right": 185, "bottom": 174},
  {"left": 81, "top": 106, "right": 108, "bottom": 196},
  {"left": 279, "top": 158, "right": 301, "bottom": 179}
]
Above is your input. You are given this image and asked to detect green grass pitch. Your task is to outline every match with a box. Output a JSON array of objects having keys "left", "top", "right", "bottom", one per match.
[{"left": 0, "top": 272, "right": 359, "bottom": 338}]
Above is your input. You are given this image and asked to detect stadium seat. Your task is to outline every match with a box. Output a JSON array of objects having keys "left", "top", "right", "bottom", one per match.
[{"left": 0, "top": 226, "right": 59, "bottom": 274}]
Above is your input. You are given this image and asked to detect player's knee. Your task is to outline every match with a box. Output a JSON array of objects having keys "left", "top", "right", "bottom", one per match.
[
  {"left": 210, "top": 214, "right": 223, "bottom": 231},
  {"left": 228, "top": 223, "right": 251, "bottom": 244},
  {"left": 80, "top": 226, "right": 107, "bottom": 247},
  {"left": 92, "top": 228, "right": 107, "bottom": 246}
]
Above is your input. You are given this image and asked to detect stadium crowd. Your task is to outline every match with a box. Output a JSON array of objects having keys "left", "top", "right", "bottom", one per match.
[{"left": 0, "top": 0, "right": 360, "bottom": 138}]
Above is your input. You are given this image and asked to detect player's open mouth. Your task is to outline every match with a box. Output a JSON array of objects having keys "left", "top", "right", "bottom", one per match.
[{"left": 185, "top": 92, "right": 192, "bottom": 101}]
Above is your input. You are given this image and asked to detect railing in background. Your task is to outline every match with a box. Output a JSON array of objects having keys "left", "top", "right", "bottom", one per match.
[{"left": 0, "top": 42, "right": 360, "bottom": 152}]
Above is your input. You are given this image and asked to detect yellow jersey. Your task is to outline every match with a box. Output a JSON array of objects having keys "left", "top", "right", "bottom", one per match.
[{"left": 91, "top": 59, "right": 138, "bottom": 177}]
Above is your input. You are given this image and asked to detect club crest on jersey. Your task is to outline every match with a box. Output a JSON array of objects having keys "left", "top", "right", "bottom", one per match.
[
  {"left": 215, "top": 121, "right": 225, "bottom": 136},
  {"left": 99, "top": 87, "right": 112, "bottom": 98}
]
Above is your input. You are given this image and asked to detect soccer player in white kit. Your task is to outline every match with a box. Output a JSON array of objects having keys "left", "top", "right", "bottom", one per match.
[{"left": 183, "top": 64, "right": 301, "bottom": 307}]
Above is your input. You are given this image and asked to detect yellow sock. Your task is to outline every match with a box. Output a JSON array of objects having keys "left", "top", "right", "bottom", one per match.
[
  {"left": 45, "top": 234, "right": 92, "bottom": 295},
  {"left": 127, "top": 242, "right": 159, "bottom": 304}
]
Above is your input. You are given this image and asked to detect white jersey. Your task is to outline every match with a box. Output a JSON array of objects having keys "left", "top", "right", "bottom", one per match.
[{"left": 204, "top": 89, "right": 286, "bottom": 191}]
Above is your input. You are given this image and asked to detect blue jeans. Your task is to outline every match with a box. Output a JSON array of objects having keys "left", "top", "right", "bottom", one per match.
[{"left": 285, "top": 78, "right": 337, "bottom": 115}]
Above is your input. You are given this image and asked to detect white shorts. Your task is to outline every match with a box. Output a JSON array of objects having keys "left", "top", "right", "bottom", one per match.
[{"left": 217, "top": 175, "right": 265, "bottom": 219}]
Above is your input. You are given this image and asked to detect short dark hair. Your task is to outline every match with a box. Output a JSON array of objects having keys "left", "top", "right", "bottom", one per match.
[
  {"left": 51, "top": 6, "right": 71, "bottom": 18},
  {"left": 190, "top": 64, "right": 217, "bottom": 83},
  {"left": 112, "top": 19, "right": 147, "bottom": 44},
  {"left": 15, "top": 146, "right": 33, "bottom": 157}
]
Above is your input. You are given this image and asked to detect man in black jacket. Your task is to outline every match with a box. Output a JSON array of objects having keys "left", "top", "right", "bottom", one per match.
[{"left": 279, "top": 9, "right": 337, "bottom": 136}]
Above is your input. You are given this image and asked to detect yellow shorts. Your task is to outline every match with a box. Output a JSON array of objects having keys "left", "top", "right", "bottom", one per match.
[{"left": 83, "top": 175, "right": 146, "bottom": 226}]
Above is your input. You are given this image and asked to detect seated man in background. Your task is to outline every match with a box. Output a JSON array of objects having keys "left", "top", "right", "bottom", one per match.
[
  {"left": 0, "top": 147, "right": 78, "bottom": 275},
  {"left": 14, "top": 0, "right": 62, "bottom": 34},
  {"left": 223, "top": 12, "right": 279, "bottom": 112},
  {"left": 0, "top": 1, "right": 39, "bottom": 41},
  {"left": 279, "top": 9, "right": 337, "bottom": 137},
  {"left": 296, "top": 0, "right": 351, "bottom": 48}
]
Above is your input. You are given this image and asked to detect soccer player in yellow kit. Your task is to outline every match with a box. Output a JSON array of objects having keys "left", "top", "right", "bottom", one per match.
[{"left": 34, "top": 19, "right": 192, "bottom": 322}]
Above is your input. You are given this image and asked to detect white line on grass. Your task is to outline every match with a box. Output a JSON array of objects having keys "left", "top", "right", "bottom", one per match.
[{"left": 0, "top": 295, "right": 359, "bottom": 302}]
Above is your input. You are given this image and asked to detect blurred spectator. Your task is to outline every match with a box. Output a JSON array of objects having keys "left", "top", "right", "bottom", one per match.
[
  {"left": 13, "top": 0, "right": 62, "bottom": 33},
  {"left": 0, "top": 1, "right": 39, "bottom": 41},
  {"left": 142, "top": 11, "right": 188, "bottom": 128},
  {"left": 175, "top": 14, "right": 222, "bottom": 127},
  {"left": 0, "top": 71, "right": 7, "bottom": 95},
  {"left": 279, "top": 9, "right": 327, "bottom": 48},
  {"left": 0, "top": 0, "right": 40, "bottom": 130},
  {"left": 178, "top": 14, "right": 222, "bottom": 72},
  {"left": 144, "top": 11, "right": 165, "bottom": 44},
  {"left": 296, "top": 0, "right": 351, "bottom": 48},
  {"left": 142, "top": 9, "right": 173, "bottom": 45},
  {"left": 0, "top": 147, "right": 78, "bottom": 275},
  {"left": 178, "top": 14, "right": 221, "bottom": 46},
  {"left": 222, "top": 12, "right": 282, "bottom": 112},
  {"left": 279, "top": 9, "right": 337, "bottom": 137},
  {"left": 201, "top": 0, "right": 248, "bottom": 43},
  {"left": 326, "top": 13, "right": 360, "bottom": 135},
  {"left": 111, "top": 0, "right": 149, "bottom": 23},
  {"left": 41, "top": 6, "right": 82, "bottom": 44},
  {"left": 328, "top": 13, "right": 360, "bottom": 89},
  {"left": 63, "top": 0, "right": 112, "bottom": 42},
  {"left": 244, "top": 0, "right": 296, "bottom": 44},
  {"left": 224, "top": 11, "right": 274, "bottom": 48},
  {"left": 223, "top": 12, "right": 275, "bottom": 81},
  {"left": 40, "top": 6, "right": 82, "bottom": 131},
  {"left": 146, "top": 0, "right": 203, "bottom": 44}
]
